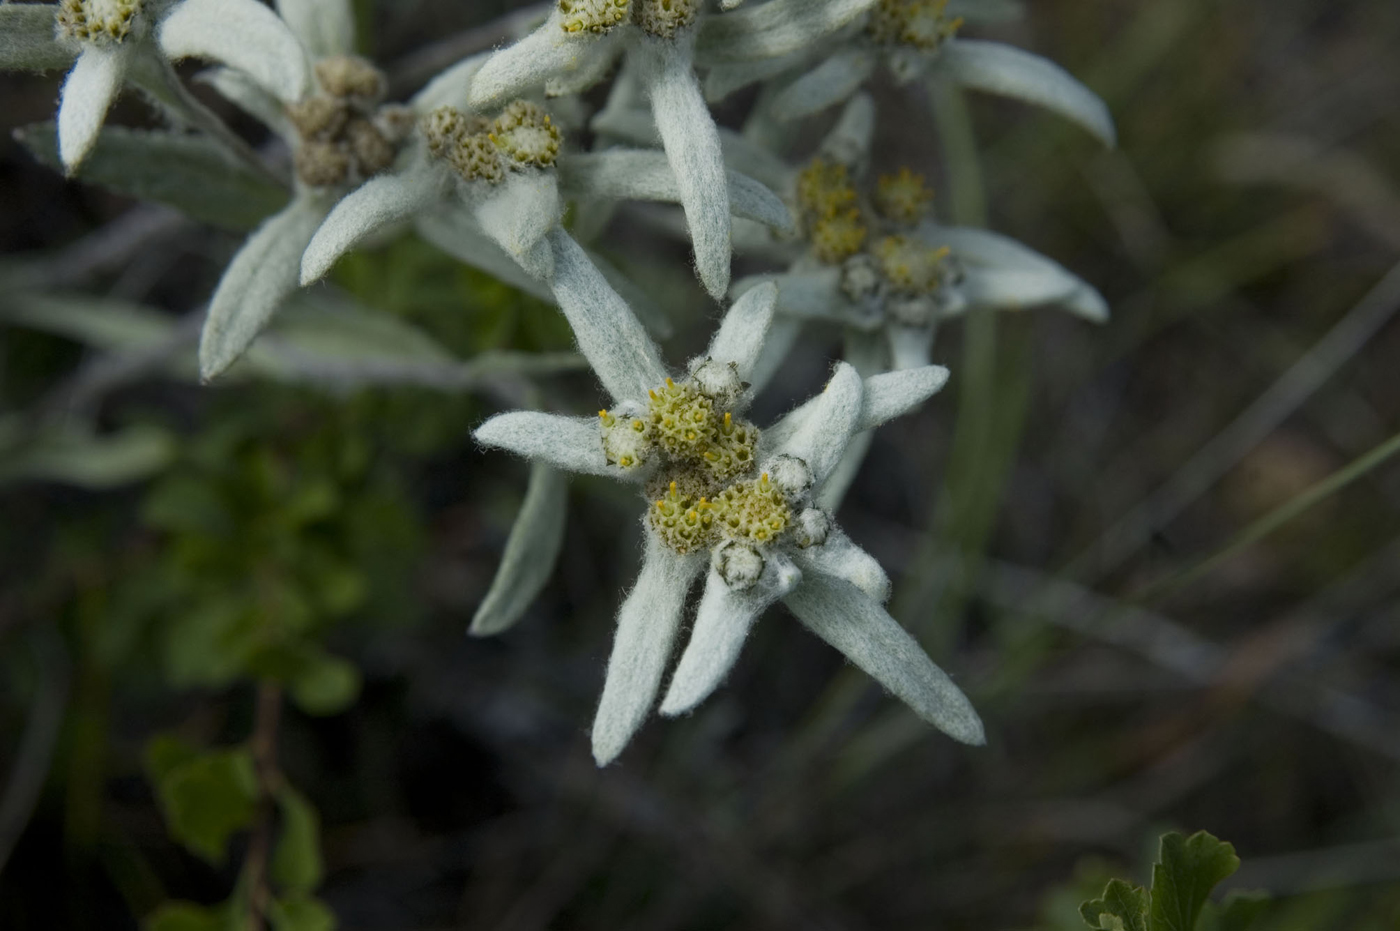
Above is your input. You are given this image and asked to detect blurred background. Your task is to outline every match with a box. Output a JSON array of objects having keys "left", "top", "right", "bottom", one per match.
[{"left": 2, "top": 0, "right": 1400, "bottom": 927}]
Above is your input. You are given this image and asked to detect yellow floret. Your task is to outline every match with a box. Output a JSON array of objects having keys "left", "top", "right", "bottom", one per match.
[
  {"left": 873, "top": 235, "right": 951, "bottom": 294},
  {"left": 874, "top": 167, "right": 935, "bottom": 226},
  {"left": 648, "top": 481, "right": 719, "bottom": 554},
  {"left": 712, "top": 473, "right": 792, "bottom": 545},
  {"left": 559, "top": 0, "right": 631, "bottom": 33},
  {"left": 811, "top": 209, "right": 869, "bottom": 265}
]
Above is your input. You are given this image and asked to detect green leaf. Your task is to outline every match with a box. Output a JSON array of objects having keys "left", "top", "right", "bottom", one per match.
[
  {"left": 15, "top": 122, "right": 288, "bottom": 230},
  {"left": 143, "top": 734, "right": 202, "bottom": 784},
  {"left": 0, "top": 5, "right": 77, "bottom": 72},
  {"left": 272, "top": 787, "right": 324, "bottom": 894},
  {"left": 162, "top": 598, "right": 261, "bottom": 688},
  {"left": 148, "top": 748, "right": 260, "bottom": 864},
  {"left": 1199, "top": 892, "right": 1269, "bottom": 931},
  {"left": 270, "top": 894, "right": 336, "bottom": 931},
  {"left": 1149, "top": 832, "right": 1241, "bottom": 931},
  {"left": 1081, "top": 878, "right": 1150, "bottom": 931},
  {"left": 288, "top": 650, "right": 361, "bottom": 717},
  {"left": 143, "top": 901, "right": 225, "bottom": 931}
]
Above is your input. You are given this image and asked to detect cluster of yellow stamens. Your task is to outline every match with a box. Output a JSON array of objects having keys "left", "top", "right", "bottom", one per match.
[
  {"left": 713, "top": 474, "right": 791, "bottom": 545},
  {"left": 867, "top": 0, "right": 964, "bottom": 52},
  {"left": 796, "top": 158, "right": 868, "bottom": 264},
  {"left": 557, "top": 0, "right": 696, "bottom": 38},
  {"left": 874, "top": 168, "right": 935, "bottom": 226},
  {"left": 56, "top": 0, "right": 142, "bottom": 44},
  {"left": 287, "top": 57, "right": 402, "bottom": 187},
  {"left": 422, "top": 101, "right": 562, "bottom": 184},
  {"left": 873, "top": 236, "right": 953, "bottom": 295}
]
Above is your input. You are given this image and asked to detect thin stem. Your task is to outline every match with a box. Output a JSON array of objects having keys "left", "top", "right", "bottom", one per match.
[{"left": 244, "top": 680, "right": 283, "bottom": 931}]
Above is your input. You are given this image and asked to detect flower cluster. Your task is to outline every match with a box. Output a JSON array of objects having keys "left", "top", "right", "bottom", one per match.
[{"left": 3, "top": 0, "right": 1119, "bottom": 768}]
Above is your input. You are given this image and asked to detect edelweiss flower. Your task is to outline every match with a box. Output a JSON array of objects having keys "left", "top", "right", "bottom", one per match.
[
  {"left": 473, "top": 229, "right": 982, "bottom": 764},
  {"left": 466, "top": 0, "right": 796, "bottom": 300},
  {"left": 703, "top": 0, "right": 1116, "bottom": 147},
  {"left": 739, "top": 95, "right": 1109, "bottom": 375},
  {"left": 194, "top": 1, "right": 420, "bottom": 379},
  {"left": 43, "top": 0, "right": 310, "bottom": 173}
]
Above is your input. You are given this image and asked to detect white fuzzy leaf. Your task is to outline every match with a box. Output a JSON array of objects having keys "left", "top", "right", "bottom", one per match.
[
  {"left": 924, "top": 224, "right": 1108, "bottom": 321},
  {"left": 773, "top": 362, "right": 862, "bottom": 484},
  {"left": 0, "top": 293, "right": 174, "bottom": 352},
  {"left": 274, "top": 0, "right": 356, "bottom": 59},
  {"left": 791, "top": 529, "right": 889, "bottom": 602},
  {"left": 696, "top": 0, "right": 876, "bottom": 65},
  {"left": 471, "top": 171, "right": 563, "bottom": 280},
  {"left": 637, "top": 38, "right": 733, "bottom": 299},
  {"left": 857, "top": 366, "right": 950, "bottom": 429},
  {"left": 784, "top": 574, "right": 985, "bottom": 744},
  {"left": 659, "top": 555, "right": 801, "bottom": 716},
  {"left": 703, "top": 281, "right": 776, "bottom": 380},
  {"left": 57, "top": 46, "right": 129, "bottom": 174},
  {"left": 813, "top": 428, "right": 872, "bottom": 512},
  {"left": 302, "top": 161, "right": 445, "bottom": 284},
  {"left": 818, "top": 92, "right": 876, "bottom": 170},
  {"left": 771, "top": 48, "right": 876, "bottom": 121},
  {"left": 1, "top": 4, "right": 77, "bottom": 72},
  {"left": 474, "top": 411, "right": 616, "bottom": 478},
  {"left": 411, "top": 51, "right": 488, "bottom": 112},
  {"left": 746, "top": 314, "right": 801, "bottom": 397},
  {"left": 547, "top": 229, "right": 668, "bottom": 403},
  {"left": 468, "top": 12, "right": 617, "bottom": 109},
  {"left": 936, "top": 39, "right": 1115, "bottom": 147},
  {"left": 197, "top": 67, "right": 294, "bottom": 138},
  {"left": 583, "top": 247, "right": 674, "bottom": 340},
  {"left": 199, "top": 194, "right": 329, "bottom": 380},
  {"left": 160, "top": 0, "right": 313, "bottom": 104},
  {"left": 470, "top": 463, "right": 569, "bottom": 636},
  {"left": 887, "top": 324, "right": 933, "bottom": 371},
  {"left": 593, "top": 539, "right": 705, "bottom": 764},
  {"left": 414, "top": 209, "right": 556, "bottom": 304}
]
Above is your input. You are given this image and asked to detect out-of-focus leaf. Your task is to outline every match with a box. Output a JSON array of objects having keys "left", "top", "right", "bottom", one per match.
[
  {"left": 272, "top": 786, "right": 323, "bottom": 893},
  {"left": 1199, "top": 893, "right": 1269, "bottom": 931},
  {"left": 1149, "top": 832, "right": 1241, "bottom": 931},
  {"left": 15, "top": 122, "right": 288, "bottom": 230},
  {"left": 1080, "top": 879, "right": 1149, "bottom": 931},
  {"left": 287, "top": 649, "right": 361, "bottom": 717},
  {"left": 142, "top": 475, "right": 236, "bottom": 537},
  {"left": 162, "top": 598, "right": 262, "bottom": 687},
  {"left": 0, "top": 292, "right": 176, "bottom": 352},
  {"left": 0, "top": 421, "right": 176, "bottom": 489},
  {"left": 269, "top": 895, "right": 336, "bottom": 931},
  {"left": 143, "top": 901, "right": 226, "bottom": 931},
  {"left": 0, "top": 5, "right": 77, "bottom": 72},
  {"left": 147, "top": 746, "right": 259, "bottom": 865}
]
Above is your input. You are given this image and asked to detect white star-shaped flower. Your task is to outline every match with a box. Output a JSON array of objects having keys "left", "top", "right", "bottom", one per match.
[{"left": 473, "top": 229, "right": 983, "bottom": 764}]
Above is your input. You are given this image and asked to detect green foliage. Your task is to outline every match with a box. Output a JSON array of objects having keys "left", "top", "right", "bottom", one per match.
[
  {"left": 272, "top": 787, "right": 325, "bottom": 893},
  {"left": 145, "top": 738, "right": 259, "bottom": 865},
  {"left": 144, "top": 900, "right": 232, "bottom": 931},
  {"left": 269, "top": 895, "right": 337, "bottom": 931},
  {"left": 1080, "top": 832, "right": 1266, "bottom": 931}
]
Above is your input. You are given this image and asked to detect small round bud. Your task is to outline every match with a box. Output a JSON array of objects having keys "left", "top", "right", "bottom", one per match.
[
  {"left": 287, "top": 96, "right": 349, "bottom": 142},
  {"left": 840, "top": 253, "right": 883, "bottom": 302},
  {"left": 294, "top": 140, "right": 351, "bottom": 187},
  {"left": 559, "top": 0, "right": 631, "bottom": 34},
  {"left": 315, "top": 55, "right": 386, "bottom": 102},
  {"left": 600, "top": 402, "right": 656, "bottom": 471},
  {"left": 792, "top": 508, "right": 831, "bottom": 549},
  {"left": 689, "top": 358, "right": 744, "bottom": 407},
  {"left": 632, "top": 0, "right": 698, "bottom": 39},
  {"left": 346, "top": 118, "right": 395, "bottom": 175},
  {"left": 874, "top": 167, "right": 934, "bottom": 226},
  {"left": 713, "top": 541, "right": 764, "bottom": 591},
  {"left": 765, "top": 454, "right": 813, "bottom": 502}
]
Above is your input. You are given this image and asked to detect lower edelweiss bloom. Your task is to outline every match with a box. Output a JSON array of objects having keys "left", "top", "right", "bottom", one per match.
[{"left": 474, "top": 233, "right": 982, "bottom": 764}]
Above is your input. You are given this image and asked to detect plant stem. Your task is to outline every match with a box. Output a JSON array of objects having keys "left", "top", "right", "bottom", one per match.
[{"left": 245, "top": 680, "right": 283, "bottom": 931}]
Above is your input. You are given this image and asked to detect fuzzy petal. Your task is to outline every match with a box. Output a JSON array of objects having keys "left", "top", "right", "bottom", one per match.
[
  {"left": 887, "top": 325, "right": 933, "bottom": 371},
  {"left": 813, "top": 429, "right": 872, "bottom": 513},
  {"left": 704, "top": 281, "right": 776, "bottom": 379},
  {"left": 637, "top": 37, "right": 732, "bottom": 300},
  {"left": 818, "top": 92, "right": 876, "bottom": 171},
  {"left": 935, "top": 39, "right": 1115, "bottom": 147},
  {"left": 197, "top": 66, "right": 294, "bottom": 138},
  {"left": 784, "top": 574, "right": 985, "bottom": 745},
  {"left": 857, "top": 366, "right": 950, "bottom": 430},
  {"left": 412, "top": 52, "right": 488, "bottom": 112},
  {"left": 415, "top": 208, "right": 556, "bottom": 303},
  {"left": 592, "top": 539, "right": 705, "bottom": 764},
  {"left": 547, "top": 229, "right": 668, "bottom": 403},
  {"left": 923, "top": 224, "right": 1109, "bottom": 321},
  {"left": 199, "top": 194, "right": 330, "bottom": 380},
  {"left": 274, "top": 0, "right": 356, "bottom": 59},
  {"left": 58, "top": 46, "right": 129, "bottom": 175},
  {"left": 659, "top": 554, "right": 801, "bottom": 716},
  {"left": 746, "top": 314, "right": 801, "bottom": 398},
  {"left": 160, "top": 0, "right": 313, "bottom": 104},
  {"left": 791, "top": 529, "right": 888, "bottom": 603},
  {"left": 470, "top": 463, "right": 569, "bottom": 636},
  {"left": 773, "top": 362, "right": 863, "bottom": 484},
  {"left": 468, "top": 13, "right": 618, "bottom": 109},
  {"left": 771, "top": 48, "right": 876, "bottom": 122},
  {"left": 471, "top": 170, "right": 563, "bottom": 280},
  {"left": 696, "top": 0, "right": 877, "bottom": 66},
  {"left": 302, "top": 160, "right": 447, "bottom": 285},
  {"left": 474, "top": 411, "right": 618, "bottom": 478}
]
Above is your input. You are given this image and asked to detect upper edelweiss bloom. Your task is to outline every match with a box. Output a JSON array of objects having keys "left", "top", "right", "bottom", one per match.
[
  {"left": 474, "top": 229, "right": 983, "bottom": 765},
  {"left": 466, "top": 0, "right": 744, "bottom": 299},
  {"left": 740, "top": 95, "right": 1109, "bottom": 372},
  {"left": 50, "top": 0, "right": 312, "bottom": 172},
  {"left": 703, "top": 0, "right": 1116, "bottom": 146}
]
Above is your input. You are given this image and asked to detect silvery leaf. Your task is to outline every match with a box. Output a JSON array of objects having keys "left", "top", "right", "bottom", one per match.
[
  {"left": 470, "top": 170, "right": 563, "bottom": 281},
  {"left": 57, "top": 45, "right": 129, "bottom": 174},
  {"left": 923, "top": 224, "right": 1109, "bottom": 321},
  {"left": 414, "top": 209, "right": 556, "bottom": 304},
  {"left": 0, "top": 422, "right": 175, "bottom": 489},
  {"left": 771, "top": 48, "right": 876, "bottom": 121},
  {"left": 15, "top": 122, "right": 289, "bottom": 230},
  {"left": 0, "top": 292, "right": 174, "bottom": 353},
  {"left": 696, "top": 0, "right": 876, "bottom": 66},
  {"left": 474, "top": 411, "right": 617, "bottom": 478},
  {"left": 274, "top": 0, "right": 356, "bottom": 60},
  {"left": 160, "top": 0, "right": 313, "bottom": 104},
  {"left": 470, "top": 463, "right": 569, "bottom": 637},
  {"left": 1, "top": 4, "right": 77, "bottom": 72},
  {"left": 197, "top": 67, "right": 294, "bottom": 139}
]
